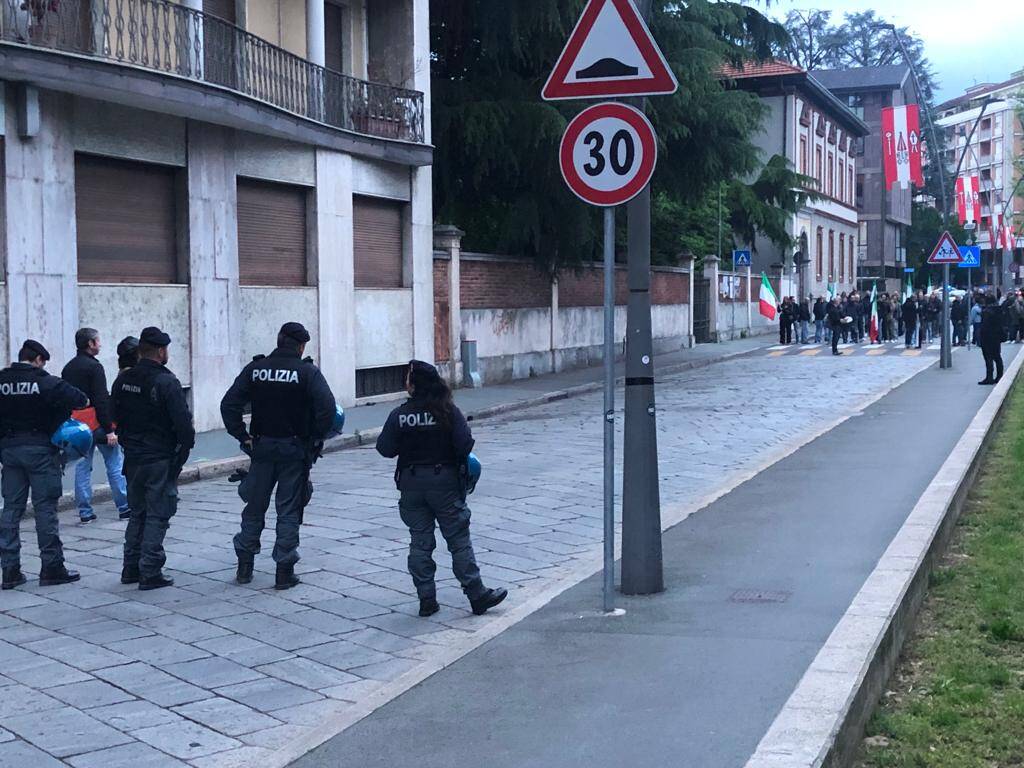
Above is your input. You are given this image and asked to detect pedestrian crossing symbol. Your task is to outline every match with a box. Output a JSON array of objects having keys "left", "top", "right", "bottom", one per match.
[{"left": 927, "top": 231, "right": 962, "bottom": 264}]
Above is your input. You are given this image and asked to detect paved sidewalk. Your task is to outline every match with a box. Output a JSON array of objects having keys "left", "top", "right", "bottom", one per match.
[
  {"left": 67, "top": 335, "right": 774, "bottom": 494},
  {"left": 295, "top": 345, "right": 1009, "bottom": 768},
  {"left": 1, "top": 341, "right": 941, "bottom": 767}
]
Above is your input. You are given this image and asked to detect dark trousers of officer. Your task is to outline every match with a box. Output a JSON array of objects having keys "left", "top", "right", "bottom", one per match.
[
  {"left": 982, "top": 343, "right": 1004, "bottom": 382},
  {"left": 234, "top": 437, "right": 305, "bottom": 566},
  {"left": 0, "top": 445, "right": 65, "bottom": 572},
  {"left": 830, "top": 325, "right": 840, "bottom": 354},
  {"left": 398, "top": 466, "right": 484, "bottom": 601},
  {"left": 779, "top": 321, "right": 792, "bottom": 345},
  {"left": 124, "top": 459, "right": 177, "bottom": 578}
]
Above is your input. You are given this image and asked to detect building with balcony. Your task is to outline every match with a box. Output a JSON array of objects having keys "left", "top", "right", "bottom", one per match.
[
  {"left": 936, "top": 71, "right": 1023, "bottom": 287},
  {"left": 723, "top": 61, "right": 869, "bottom": 299},
  {"left": 813, "top": 65, "right": 915, "bottom": 292},
  {"left": 0, "top": 0, "right": 432, "bottom": 430}
]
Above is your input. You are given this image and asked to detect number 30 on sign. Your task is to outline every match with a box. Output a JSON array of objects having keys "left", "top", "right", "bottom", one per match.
[{"left": 559, "top": 102, "right": 658, "bottom": 207}]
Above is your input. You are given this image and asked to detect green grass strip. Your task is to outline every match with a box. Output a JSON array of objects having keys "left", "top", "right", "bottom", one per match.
[{"left": 856, "top": 382, "right": 1024, "bottom": 768}]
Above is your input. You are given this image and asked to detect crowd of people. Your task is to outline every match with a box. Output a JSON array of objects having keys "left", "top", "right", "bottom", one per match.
[{"left": 775, "top": 288, "right": 1018, "bottom": 382}]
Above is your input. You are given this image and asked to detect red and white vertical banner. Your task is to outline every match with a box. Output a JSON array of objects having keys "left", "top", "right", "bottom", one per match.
[
  {"left": 881, "top": 105, "right": 924, "bottom": 189},
  {"left": 1000, "top": 215, "right": 1016, "bottom": 251},
  {"left": 955, "top": 176, "right": 980, "bottom": 225},
  {"left": 989, "top": 218, "right": 1000, "bottom": 250}
]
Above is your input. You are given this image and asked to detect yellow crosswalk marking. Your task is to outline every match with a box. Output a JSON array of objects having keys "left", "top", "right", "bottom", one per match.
[
  {"left": 800, "top": 348, "right": 823, "bottom": 356},
  {"left": 901, "top": 349, "right": 922, "bottom": 357},
  {"left": 768, "top": 351, "right": 788, "bottom": 357},
  {"left": 866, "top": 348, "right": 887, "bottom": 356}
]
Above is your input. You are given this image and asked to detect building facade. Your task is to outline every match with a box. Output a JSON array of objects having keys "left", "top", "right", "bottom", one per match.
[
  {"left": 725, "top": 61, "right": 869, "bottom": 299},
  {"left": 814, "top": 65, "right": 916, "bottom": 292},
  {"left": 936, "top": 72, "right": 1023, "bottom": 287},
  {"left": 0, "top": 0, "right": 432, "bottom": 431}
]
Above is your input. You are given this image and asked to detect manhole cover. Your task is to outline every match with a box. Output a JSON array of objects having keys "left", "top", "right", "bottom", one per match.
[{"left": 730, "top": 589, "right": 791, "bottom": 604}]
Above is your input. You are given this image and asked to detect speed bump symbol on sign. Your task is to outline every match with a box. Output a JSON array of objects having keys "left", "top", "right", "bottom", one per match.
[{"left": 559, "top": 102, "right": 658, "bottom": 207}]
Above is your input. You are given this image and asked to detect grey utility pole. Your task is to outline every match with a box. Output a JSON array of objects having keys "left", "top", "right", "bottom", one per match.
[{"left": 621, "top": 0, "right": 663, "bottom": 596}]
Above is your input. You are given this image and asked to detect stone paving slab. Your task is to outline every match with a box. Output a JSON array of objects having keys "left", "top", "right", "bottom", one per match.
[{"left": 0, "top": 351, "right": 935, "bottom": 766}]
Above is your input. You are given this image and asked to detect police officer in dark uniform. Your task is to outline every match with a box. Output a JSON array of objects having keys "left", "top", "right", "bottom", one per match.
[
  {"left": 377, "top": 360, "right": 507, "bottom": 617},
  {"left": 111, "top": 327, "right": 195, "bottom": 591},
  {"left": 220, "top": 322, "right": 336, "bottom": 590},
  {"left": 0, "top": 340, "right": 88, "bottom": 589}
]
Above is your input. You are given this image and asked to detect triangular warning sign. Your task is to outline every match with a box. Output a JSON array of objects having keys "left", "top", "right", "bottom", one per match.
[
  {"left": 927, "top": 231, "right": 962, "bottom": 265},
  {"left": 542, "top": 0, "right": 678, "bottom": 101}
]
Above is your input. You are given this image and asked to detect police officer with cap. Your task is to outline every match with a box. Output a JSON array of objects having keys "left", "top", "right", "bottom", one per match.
[
  {"left": 220, "top": 321, "right": 336, "bottom": 590},
  {"left": 112, "top": 326, "right": 195, "bottom": 590},
  {"left": 377, "top": 360, "right": 507, "bottom": 617},
  {"left": 1, "top": 340, "right": 88, "bottom": 590}
]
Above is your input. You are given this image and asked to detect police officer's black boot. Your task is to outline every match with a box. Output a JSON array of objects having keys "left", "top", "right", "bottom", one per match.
[
  {"left": 236, "top": 556, "right": 254, "bottom": 585},
  {"left": 2, "top": 567, "right": 27, "bottom": 590},
  {"left": 120, "top": 564, "right": 140, "bottom": 584},
  {"left": 38, "top": 565, "right": 81, "bottom": 587},
  {"left": 275, "top": 564, "right": 300, "bottom": 590},
  {"left": 138, "top": 572, "right": 174, "bottom": 591},
  {"left": 469, "top": 587, "right": 508, "bottom": 616},
  {"left": 419, "top": 597, "right": 440, "bottom": 617}
]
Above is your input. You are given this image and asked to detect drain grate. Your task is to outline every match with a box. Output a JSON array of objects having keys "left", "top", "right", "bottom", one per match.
[{"left": 730, "top": 589, "right": 792, "bottom": 604}]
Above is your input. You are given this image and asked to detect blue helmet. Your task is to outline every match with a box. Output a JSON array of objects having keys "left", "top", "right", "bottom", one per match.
[
  {"left": 466, "top": 452, "right": 482, "bottom": 494},
  {"left": 51, "top": 419, "right": 93, "bottom": 461},
  {"left": 328, "top": 405, "right": 345, "bottom": 437}
]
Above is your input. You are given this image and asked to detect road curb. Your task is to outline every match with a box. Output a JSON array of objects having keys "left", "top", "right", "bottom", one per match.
[
  {"left": 52, "top": 343, "right": 767, "bottom": 514},
  {"left": 744, "top": 349, "right": 1024, "bottom": 768}
]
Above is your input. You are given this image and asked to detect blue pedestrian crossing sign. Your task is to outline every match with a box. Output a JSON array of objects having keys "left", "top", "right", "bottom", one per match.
[
  {"left": 957, "top": 245, "right": 981, "bottom": 268},
  {"left": 732, "top": 249, "right": 751, "bottom": 268}
]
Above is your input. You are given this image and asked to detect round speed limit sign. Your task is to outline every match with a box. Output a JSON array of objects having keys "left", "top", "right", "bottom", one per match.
[{"left": 559, "top": 102, "right": 658, "bottom": 207}]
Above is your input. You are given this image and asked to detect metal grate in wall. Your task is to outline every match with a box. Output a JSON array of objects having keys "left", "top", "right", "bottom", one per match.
[{"left": 356, "top": 365, "right": 407, "bottom": 399}]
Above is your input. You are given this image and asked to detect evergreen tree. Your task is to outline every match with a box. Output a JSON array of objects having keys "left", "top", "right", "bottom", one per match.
[{"left": 431, "top": 0, "right": 803, "bottom": 271}]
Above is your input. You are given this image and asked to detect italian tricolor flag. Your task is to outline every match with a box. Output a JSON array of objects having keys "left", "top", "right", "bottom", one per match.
[
  {"left": 759, "top": 273, "right": 777, "bottom": 320},
  {"left": 869, "top": 282, "right": 879, "bottom": 343}
]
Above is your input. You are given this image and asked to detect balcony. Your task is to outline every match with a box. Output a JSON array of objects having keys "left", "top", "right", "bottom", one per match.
[{"left": 0, "top": 0, "right": 424, "bottom": 145}]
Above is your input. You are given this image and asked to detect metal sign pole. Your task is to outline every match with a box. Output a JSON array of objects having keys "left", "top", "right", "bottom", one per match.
[
  {"left": 967, "top": 267, "right": 973, "bottom": 349},
  {"left": 746, "top": 264, "right": 752, "bottom": 334},
  {"left": 602, "top": 206, "right": 616, "bottom": 613},
  {"left": 941, "top": 264, "right": 951, "bottom": 368}
]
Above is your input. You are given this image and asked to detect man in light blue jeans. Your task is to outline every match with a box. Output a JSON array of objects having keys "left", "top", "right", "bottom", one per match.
[
  {"left": 75, "top": 440, "right": 129, "bottom": 520},
  {"left": 62, "top": 328, "right": 130, "bottom": 522}
]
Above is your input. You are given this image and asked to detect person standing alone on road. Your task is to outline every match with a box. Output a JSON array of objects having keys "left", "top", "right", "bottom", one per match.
[
  {"left": 112, "top": 327, "right": 195, "bottom": 591},
  {"left": 902, "top": 294, "right": 918, "bottom": 349},
  {"left": 827, "top": 297, "right": 844, "bottom": 356},
  {"left": 979, "top": 295, "right": 1005, "bottom": 385},
  {"left": 220, "top": 322, "right": 337, "bottom": 590},
  {"left": 377, "top": 360, "right": 507, "bottom": 618},
  {"left": 61, "top": 328, "right": 130, "bottom": 523},
  {"left": 0, "top": 340, "right": 88, "bottom": 590}
]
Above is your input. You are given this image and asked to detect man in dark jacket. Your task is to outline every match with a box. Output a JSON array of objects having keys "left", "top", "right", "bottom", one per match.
[
  {"left": 826, "top": 297, "right": 844, "bottom": 356},
  {"left": 797, "top": 298, "right": 811, "bottom": 344},
  {"left": 902, "top": 295, "right": 918, "bottom": 348},
  {"left": 779, "top": 297, "right": 794, "bottom": 344},
  {"left": 62, "top": 328, "right": 130, "bottom": 523},
  {"left": 859, "top": 292, "right": 872, "bottom": 342},
  {"left": 979, "top": 296, "right": 1004, "bottom": 385},
  {"left": 112, "top": 327, "right": 195, "bottom": 590},
  {"left": 950, "top": 297, "right": 968, "bottom": 346},
  {"left": 1, "top": 340, "right": 88, "bottom": 589},
  {"left": 812, "top": 297, "right": 827, "bottom": 343}
]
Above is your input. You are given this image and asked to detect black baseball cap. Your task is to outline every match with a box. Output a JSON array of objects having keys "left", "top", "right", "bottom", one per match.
[
  {"left": 279, "top": 322, "right": 311, "bottom": 344},
  {"left": 21, "top": 339, "right": 50, "bottom": 361},
  {"left": 140, "top": 327, "right": 171, "bottom": 347}
]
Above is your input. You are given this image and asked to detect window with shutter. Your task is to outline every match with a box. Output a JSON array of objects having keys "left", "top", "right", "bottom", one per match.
[
  {"left": 75, "top": 154, "right": 180, "bottom": 284},
  {"left": 237, "top": 178, "right": 309, "bottom": 287},
  {"left": 354, "top": 196, "right": 405, "bottom": 288}
]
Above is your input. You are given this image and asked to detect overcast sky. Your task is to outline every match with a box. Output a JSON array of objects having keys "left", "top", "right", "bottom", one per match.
[{"left": 768, "top": 0, "right": 1024, "bottom": 102}]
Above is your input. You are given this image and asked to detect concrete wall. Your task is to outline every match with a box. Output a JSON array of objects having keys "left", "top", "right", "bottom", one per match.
[
  {"left": 239, "top": 287, "right": 320, "bottom": 364},
  {"left": 79, "top": 285, "right": 192, "bottom": 387},
  {"left": 73, "top": 98, "right": 186, "bottom": 167},
  {"left": 235, "top": 133, "right": 315, "bottom": 185},
  {"left": 354, "top": 289, "right": 414, "bottom": 369}
]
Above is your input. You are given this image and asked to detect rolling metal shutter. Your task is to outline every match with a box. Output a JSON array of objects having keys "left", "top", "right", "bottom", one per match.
[
  {"left": 75, "top": 155, "right": 179, "bottom": 284},
  {"left": 237, "top": 178, "right": 309, "bottom": 287},
  {"left": 325, "top": 2, "right": 345, "bottom": 73},
  {"left": 354, "top": 196, "right": 404, "bottom": 288}
]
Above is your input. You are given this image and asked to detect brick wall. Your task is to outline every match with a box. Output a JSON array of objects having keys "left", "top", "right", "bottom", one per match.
[
  {"left": 558, "top": 267, "right": 627, "bottom": 307},
  {"left": 460, "top": 257, "right": 551, "bottom": 310},
  {"left": 651, "top": 270, "right": 689, "bottom": 305}
]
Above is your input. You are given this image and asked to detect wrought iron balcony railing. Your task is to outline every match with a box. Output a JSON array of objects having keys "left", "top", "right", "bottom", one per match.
[{"left": 0, "top": 0, "right": 425, "bottom": 143}]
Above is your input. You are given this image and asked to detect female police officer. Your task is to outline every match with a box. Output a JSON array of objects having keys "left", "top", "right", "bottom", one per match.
[{"left": 376, "top": 360, "right": 506, "bottom": 618}]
